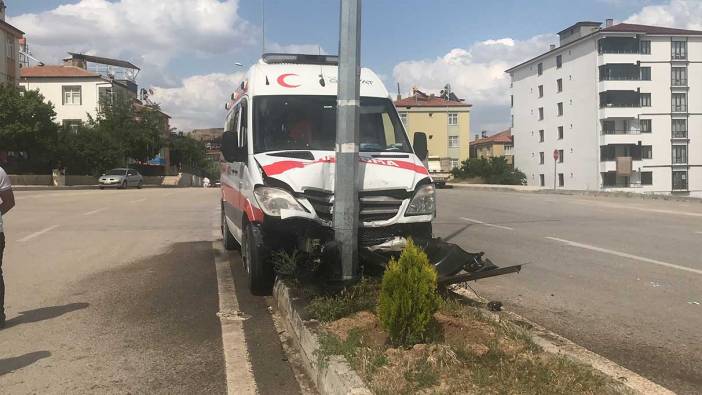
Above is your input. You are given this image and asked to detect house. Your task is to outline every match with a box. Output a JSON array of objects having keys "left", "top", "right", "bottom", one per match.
[
  {"left": 395, "top": 88, "right": 472, "bottom": 169},
  {"left": 470, "top": 129, "right": 514, "bottom": 165},
  {"left": 190, "top": 128, "right": 224, "bottom": 162},
  {"left": 508, "top": 20, "right": 702, "bottom": 196},
  {"left": 0, "top": 0, "right": 23, "bottom": 85}
]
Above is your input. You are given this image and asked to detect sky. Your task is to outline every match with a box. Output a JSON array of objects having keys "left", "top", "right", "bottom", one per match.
[{"left": 5, "top": 0, "right": 702, "bottom": 133}]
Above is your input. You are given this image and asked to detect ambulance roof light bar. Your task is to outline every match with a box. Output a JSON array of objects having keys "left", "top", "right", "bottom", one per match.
[{"left": 261, "top": 53, "right": 339, "bottom": 66}]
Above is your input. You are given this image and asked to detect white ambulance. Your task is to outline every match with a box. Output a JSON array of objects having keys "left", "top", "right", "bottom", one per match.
[{"left": 220, "top": 53, "right": 435, "bottom": 295}]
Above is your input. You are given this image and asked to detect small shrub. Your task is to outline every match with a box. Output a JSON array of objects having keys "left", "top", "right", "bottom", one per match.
[
  {"left": 378, "top": 239, "right": 441, "bottom": 346},
  {"left": 306, "top": 278, "right": 379, "bottom": 322}
]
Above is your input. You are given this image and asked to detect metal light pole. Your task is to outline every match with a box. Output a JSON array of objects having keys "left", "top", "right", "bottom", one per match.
[{"left": 333, "top": 0, "right": 362, "bottom": 281}]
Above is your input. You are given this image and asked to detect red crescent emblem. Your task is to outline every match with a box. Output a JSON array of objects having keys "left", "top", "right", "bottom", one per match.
[{"left": 277, "top": 73, "right": 300, "bottom": 88}]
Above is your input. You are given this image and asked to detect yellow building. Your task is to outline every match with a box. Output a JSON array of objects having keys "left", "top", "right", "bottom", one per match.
[
  {"left": 469, "top": 129, "right": 514, "bottom": 165},
  {"left": 394, "top": 89, "right": 471, "bottom": 169}
]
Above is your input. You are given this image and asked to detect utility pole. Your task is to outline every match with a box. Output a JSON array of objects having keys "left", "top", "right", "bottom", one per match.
[{"left": 333, "top": 0, "right": 362, "bottom": 282}]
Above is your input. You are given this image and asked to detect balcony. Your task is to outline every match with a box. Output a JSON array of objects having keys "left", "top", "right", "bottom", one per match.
[{"left": 601, "top": 171, "right": 647, "bottom": 189}]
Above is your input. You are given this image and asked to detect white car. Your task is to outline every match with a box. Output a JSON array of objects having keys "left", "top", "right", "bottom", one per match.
[{"left": 99, "top": 168, "right": 144, "bottom": 189}]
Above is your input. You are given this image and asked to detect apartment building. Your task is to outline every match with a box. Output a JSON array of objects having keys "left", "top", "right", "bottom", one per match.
[
  {"left": 508, "top": 21, "right": 702, "bottom": 196},
  {"left": 395, "top": 89, "right": 472, "bottom": 169},
  {"left": 470, "top": 129, "right": 514, "bottom": 165},
  {"left": 0, "top": 1, "right": 23, "bottom": 85}
]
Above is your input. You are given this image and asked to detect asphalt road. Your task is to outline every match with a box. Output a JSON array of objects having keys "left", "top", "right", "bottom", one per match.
[
  {"left": 0, "top": 188, "right": 302, "bottom": 394},
  {"left": 433, "top": 188, "right": 702, "bottom": 394}
]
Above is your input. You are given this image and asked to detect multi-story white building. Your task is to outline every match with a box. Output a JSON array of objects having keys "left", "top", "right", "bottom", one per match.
[{"left": 508, "top": 21, "right": 702, "bottom": 197}]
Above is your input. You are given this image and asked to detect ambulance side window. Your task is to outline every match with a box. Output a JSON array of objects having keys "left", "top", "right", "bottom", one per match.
[{"left": 239, "top": 99, "right": 248, "bottom": 151}]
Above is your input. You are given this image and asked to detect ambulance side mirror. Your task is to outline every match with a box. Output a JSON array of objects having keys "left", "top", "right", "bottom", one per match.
[
  {"left": 413, "top": 132, "right": 428, "bottom": 161},
  {"left": 222, "top": 131, "right": 238, "bottom": 162}
]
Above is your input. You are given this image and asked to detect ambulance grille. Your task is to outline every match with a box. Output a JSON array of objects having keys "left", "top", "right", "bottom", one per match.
[{"left": 301, "top": 190, "right": 409, "bottom": 222}]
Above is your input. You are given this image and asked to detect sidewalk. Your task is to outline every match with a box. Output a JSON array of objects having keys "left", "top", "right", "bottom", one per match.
[{"left": 12, "top": 184, "right": 172, "bottom": 191}]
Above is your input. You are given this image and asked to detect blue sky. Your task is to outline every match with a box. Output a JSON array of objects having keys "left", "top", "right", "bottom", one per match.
[{"left": 6, "top": 0, "right": 699, "bottom": 131}]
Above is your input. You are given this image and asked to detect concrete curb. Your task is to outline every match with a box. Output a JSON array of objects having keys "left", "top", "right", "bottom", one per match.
[
  {"left": 273, "top": 280, "right": 372, "bottom": 395},
  {"left": 13, "top": 185, "right": 187, "bottom": 191},
  {"left": 451, "top": 286, "right": 674, "bottom": 395},
  {"left": 448, "top": 183, "right": 702, "bottom": 203}
]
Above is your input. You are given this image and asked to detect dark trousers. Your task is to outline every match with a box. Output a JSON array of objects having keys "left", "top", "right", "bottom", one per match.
[{"left": 0, "top": 232, "right": 4, "bottom": 320}]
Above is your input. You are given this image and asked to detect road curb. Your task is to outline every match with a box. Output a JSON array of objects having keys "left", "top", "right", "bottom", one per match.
[
  {"left": 13, "top": 185, "right": 187, "bottom": 191},
  {"left": 448, "top": 183, "right": 702, "bottom": 203},
  {"left": 451, "top": 286, "right": 675, "bottom": 395},
  {"left": 273, "top": 280, "right": 372, "bottom": 395}
]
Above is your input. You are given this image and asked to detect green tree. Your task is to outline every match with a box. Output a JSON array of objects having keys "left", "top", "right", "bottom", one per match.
[
  {"left": 0, "top": 84, "right": 59, "bottom": 172},
  {"left": 452, "top": 156, "right": 527, "bottom": 185},
  {"left": 378, "top": 239, "right": 441, "bottom": 346},
  {"left": 169, "top": 134, "right": 207, "bottom": 171},
  {"left": 55, "top": 126, "right": 123, "bottom": 176}
]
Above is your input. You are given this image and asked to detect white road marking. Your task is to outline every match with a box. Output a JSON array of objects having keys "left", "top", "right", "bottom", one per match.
[
  {"left": 129, "top": 198, "right": 146, "bottom": 203},
  {"left": 83, "top": 208, "right": 107, "bottom": 216},
  {"left": 574, "top": 199, "right": 702, "bottom": 218},
  {"left": 461, "top": 217, "right": 514, "bottom": 231},
  {"left": 545, "top": 236, "right": 702, "bottom": 276},
  {"left": 211, "top": 227, "right": 257, "bottom": 395},
  {"left": 696, "top": 231, "right": 702, "bottom": 235},
  {"left": 17, "top": 225, "right": 60, "bottom": 242}
]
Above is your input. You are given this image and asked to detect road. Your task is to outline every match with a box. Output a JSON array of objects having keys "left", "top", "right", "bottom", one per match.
[
  {"left": 433, "top": 188, "right": 702, "bottom": 394},
  {"left": 0, "top": 188, "right": 304, "bottom": 394}
]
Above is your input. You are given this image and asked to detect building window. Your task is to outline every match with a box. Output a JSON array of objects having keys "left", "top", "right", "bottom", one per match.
[
  {"left": 557, "top": 102, "right": 563, "bottom": 116},
  {"left": 539, "top": 130, "right": 544, "bottom": 142},
  {"left": 557, "top": 126, "right": 564, "bottom": 140},
  {"left": 640, "top": 67, "right": 651, "bottom": 81},
  {"left": 556, "top": 78, "right": 563, "bottom": 93},
  {"left": 556, "top": 55, "right": 562, "bottom": 69},
  {"left": 62, "top": 119, "right": 82, "bottom": 133},
  {"left": 399, "top": 112, "right": 407, "bottom": 125},
  {"left": 62, "top": 86, "right": 82, "bottom": 105},
  {"left": 671, "top": 67, "right": 687, "bottom": 86},
  {"left": 448, "top": 135, "right": 459, "bottom": 148},
  {"left": 450, "top": 159, "right": 460, "bottom": 169},
  {"left": 641, "top": 145, "right": 652, "bottom": 159},
  {"left": 640, "top": 119, "right": 651, "bottom": 133},
  {"left": 672, "top": 145, "right": 687, "bottom": 164},
  {"left": 539, "top": 152, "right": 545, "bottom": 164},
  {"left": 672, "top": 40, "right": 687, "bottom": 60},
  {"left": 558, "top": 149, "right": 564, "bottom": 163},
  {"left": 448, "top": 112, "right": 458, "bottom": 125},
  {"left": 639, "top": 40, "right": 651, "bottom": 54},
  {"left": 640, "top": 172, "right": 653, "bottom": 185},
  {"left": 640, "top": 93, "right": 651, "bottom": 107},
  {"left": 538, "top": 85, "right": 543, "bottom": 98},
  {"left": 537, "top": 62, "right": 543, "bottom": 76},
  {"left": 672, "top": 119, "right": 687, "bottom": 138},
  {"left": 510, "top": 95, "right": 513, "bottom": 108},
  {"left": 539, "top": 174, "right": 545, "bottom": 186},
  {"left": 558, "top": 173, "right": 564, "bottom": 187},
  {"left": 672, "top": 170, "right": 688, "bottom": 190},
  {"left": 672, "top": 93, "right": 687, "bottom": 112},
  {"left": 538, "top": 107, "right": 544, "bottom": 120}
]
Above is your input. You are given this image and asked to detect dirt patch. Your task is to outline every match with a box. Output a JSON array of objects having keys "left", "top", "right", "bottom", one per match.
[{"left": 323, "top": 311, "right": 386, "bottom": 347}]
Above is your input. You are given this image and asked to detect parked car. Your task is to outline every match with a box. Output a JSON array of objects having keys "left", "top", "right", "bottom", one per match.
[{"left": 99, "top": 168, "right": 143, "bottom": 189}]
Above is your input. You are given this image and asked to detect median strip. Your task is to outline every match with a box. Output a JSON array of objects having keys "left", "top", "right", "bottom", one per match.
[
  {"left": 461, "top": 217, "right": 514, "bottom": 231},
  {"left": 545, "top": 236, "right": 702, "bottom": 276}
]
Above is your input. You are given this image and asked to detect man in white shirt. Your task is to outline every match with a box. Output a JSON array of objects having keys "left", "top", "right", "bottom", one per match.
[{"left": 0, "top": 165, "right": 15, "bottom": 328}]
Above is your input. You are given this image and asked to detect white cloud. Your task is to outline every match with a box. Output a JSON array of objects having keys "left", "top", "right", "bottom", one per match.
[
  {"left": 150, "top": 72, "right": 245, "bottom": 131},
  {"left": 625, "top": 0, "right": 702, "bottom": 29},
  {"left": 8, "top": 0, "right": 254, "bottom": 80}
]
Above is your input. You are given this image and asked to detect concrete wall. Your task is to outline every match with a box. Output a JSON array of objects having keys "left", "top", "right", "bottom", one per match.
[
  {"left": 9, "top": 174, "right": 53, "bottom": 186},
  {"left": 20, "top": 77, "right": 108, "bottom": 124}
]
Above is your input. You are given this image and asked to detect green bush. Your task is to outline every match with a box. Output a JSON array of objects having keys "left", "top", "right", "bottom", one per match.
[
  {"left": 378, "top": 240, "right": 440, "bottom": 346},
  {"left": 451, "top": 156, "right": 527, "bottom": 185}
]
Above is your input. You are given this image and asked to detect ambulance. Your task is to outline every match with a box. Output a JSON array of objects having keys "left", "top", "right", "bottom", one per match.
[{"left": 220, "top": 53, "right": 435, "bottom": 295}]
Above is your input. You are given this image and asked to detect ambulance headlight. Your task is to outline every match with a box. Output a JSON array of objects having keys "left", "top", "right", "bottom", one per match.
[
  {"left": 253, "top": 186, "right": 305, "bottom": 217},
  {"left": 405, "top": 184, "right": 436, "bottom": 216}
]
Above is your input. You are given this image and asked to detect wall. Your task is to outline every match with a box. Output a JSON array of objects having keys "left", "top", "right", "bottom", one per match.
[
  {"left": 401, "top": 108, "right": 471, "bottom": 162},
  {"left": 20, "top": 77, "right": 107, "bottom": 123},
  {"left": 0, "top": 28, "right": 19, "bottom": 84}
]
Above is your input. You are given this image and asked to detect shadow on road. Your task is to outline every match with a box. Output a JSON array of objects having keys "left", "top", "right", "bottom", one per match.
[
  {"left": 0, "top": 351, "right": 51, "bottom": 376},
  {"left": 4, "top": 303, "right": 89, "bottom": 329}
]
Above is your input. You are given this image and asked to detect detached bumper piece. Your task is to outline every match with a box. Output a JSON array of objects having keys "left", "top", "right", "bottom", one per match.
[{"left": 360, "top": 237, "right": 521, "bottom": 286}]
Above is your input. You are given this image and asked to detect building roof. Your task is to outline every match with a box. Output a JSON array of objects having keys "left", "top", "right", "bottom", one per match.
[
  {"left": 394, "top": 89, "right": 472, "bottom": 108},
  {"left": 557, "top": 21, "right": 602, "bottom": 35},
  {"left": 601, "top": 23, "right": 702, "bottom": 36},
  {"left": 0, "top": 19, "right": 24, "bottom": 37},
  {"left": 20, "top": 65, "right": 101, "bottom": 78},
  {"left": 67, "top": 53, "right": 140, "bottom": 70},
  {"left": 506, "top": 22, "right": 702, "bottom": 73},
  {"left": 470, "top": 130, "right": 513, "bottom": 146}
]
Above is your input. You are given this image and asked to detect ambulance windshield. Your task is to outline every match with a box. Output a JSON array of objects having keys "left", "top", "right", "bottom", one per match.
[{"left": 253, "top": 96, "right": 412, "bottom": 154}]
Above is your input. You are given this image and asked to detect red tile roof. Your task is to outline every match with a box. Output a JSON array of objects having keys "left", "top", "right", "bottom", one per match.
[
  {"left": 602, "top": 23, "right": 702, "bottom": 36},
  {"left": 470, "top": 130, "right": 513, "bottom": 146},
  {"left": 394, "top": 91, "right": 471, "bottom": 108},
  {"left": 20, "top": 65, "right": 101, "bottom": 78}
]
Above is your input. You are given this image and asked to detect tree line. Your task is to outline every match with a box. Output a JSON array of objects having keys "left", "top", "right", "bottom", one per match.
[{"left": 0, "top": 83, "right": 215, "bottom": 178}]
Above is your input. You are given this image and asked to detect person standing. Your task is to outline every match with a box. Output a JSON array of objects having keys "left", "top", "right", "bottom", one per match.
[{"left": 0, "top": 165, "right": 15, "bottom": 328}]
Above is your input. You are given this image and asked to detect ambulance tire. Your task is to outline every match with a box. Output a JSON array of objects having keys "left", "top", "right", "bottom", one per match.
[{"left": 243, "top": 223, "right": 274, "bottom": 296}]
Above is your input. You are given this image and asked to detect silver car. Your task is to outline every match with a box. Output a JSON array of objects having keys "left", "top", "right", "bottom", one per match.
[{"left": 99, "top": 168, "right": 144, "bottom": 189}]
